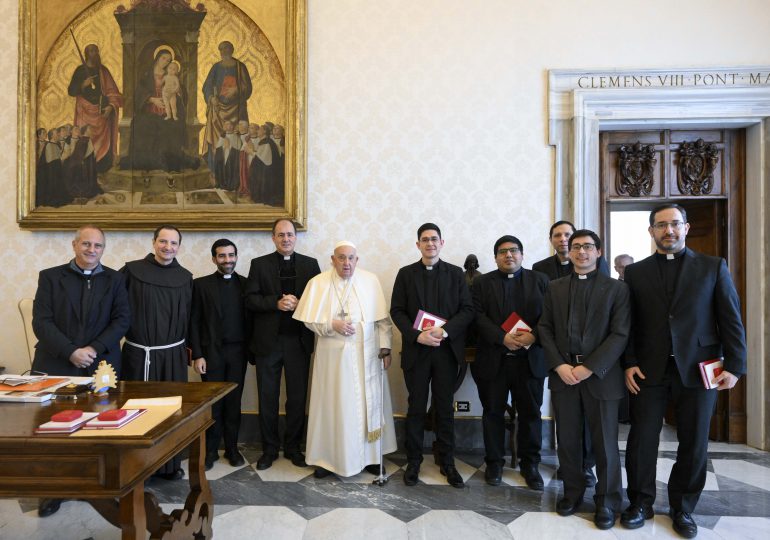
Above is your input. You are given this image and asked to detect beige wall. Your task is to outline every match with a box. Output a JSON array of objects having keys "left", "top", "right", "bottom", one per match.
[{"left": 4, "top": 0, "right": 770, "bottom": 414}]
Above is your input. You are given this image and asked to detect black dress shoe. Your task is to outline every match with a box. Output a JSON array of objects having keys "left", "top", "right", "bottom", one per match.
[
  {"left": 485, "top": 462, "right": 502, "bottom": 486},
  {"left": 620, "top": 504, "right": 654, "bottom": 529},
  {"left": 364, "top": 464, "right": 386, "bottom": 475},
  {"left": 256, "top": 453, "right": 278, "bottom": 470},
  {"left": 225, "top": 451, "right": 245, "bottom": 467},
  {"left": 153, "top": 468, "right": 184, "bottom": 481},
  {"left": 403, "top": 463, "right": 420, "bottom": 486},
  {"left": 520, "top": 464, "right": 544, "bottom": 491},
  {"left": 584, "top": 467, "right": 597, "bottom": 487},
  {"left": 594, "top": 506, "right": 616, "bottom": 530},
  {"left": 670, "top": 509, "right": 698, "bottom": 538},
  {"left": 439, "top": 464, "right": 464, "bottom": 488},
  {"left": 285, "top": 452, "right": 308, "bottom": 468},
  {"left": 313, "top": 467, "right": 332, "bottom": 479},
  {"left": 556, "top": 497, "right": 582, "bottom": 516},
  {"left": 38, "top": 498, "right": 62, "bottom": 518},
  {"left": 205, "top": 451, "right": 218, "bottom": 471}
]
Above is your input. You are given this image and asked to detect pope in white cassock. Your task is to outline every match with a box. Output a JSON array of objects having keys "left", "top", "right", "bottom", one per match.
[{"left": 293, "top": 241, "right": 397, "bottom": 478}]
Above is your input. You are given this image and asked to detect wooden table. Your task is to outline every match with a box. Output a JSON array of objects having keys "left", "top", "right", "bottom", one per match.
[{"left": 0, "top": 381, "right": 234, "bottom": 539}]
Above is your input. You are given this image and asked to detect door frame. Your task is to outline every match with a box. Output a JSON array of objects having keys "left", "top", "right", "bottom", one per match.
[{"left": 549, "top": 69, "right": 770, "bottom": 449}]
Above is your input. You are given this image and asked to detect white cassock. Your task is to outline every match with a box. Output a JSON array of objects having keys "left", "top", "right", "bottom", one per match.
[{"left": 293, "top": 268, "right": 397, "bottom": 477}]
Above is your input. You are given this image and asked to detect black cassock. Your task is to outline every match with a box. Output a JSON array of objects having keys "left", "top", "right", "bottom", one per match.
[{"left": 121, "top": 254, "right": 193, "bottom": 475}]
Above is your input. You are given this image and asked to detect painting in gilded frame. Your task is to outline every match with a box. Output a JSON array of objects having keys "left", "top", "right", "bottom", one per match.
[{"left": 17, "top": 0, "right": 306, "bottom": 230}]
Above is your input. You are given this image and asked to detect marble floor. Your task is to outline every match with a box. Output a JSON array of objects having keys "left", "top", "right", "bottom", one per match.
[{"left": 3, "top": 426, "right": 770, "bottom": 539}]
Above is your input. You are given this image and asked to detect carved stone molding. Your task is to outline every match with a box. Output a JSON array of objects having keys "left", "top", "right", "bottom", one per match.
[
  {"left": 678, "top": 138, "right": 719, "bottom": 195},
  {"left": 617, "top": 141, "right": 656, "bottom": 197}
]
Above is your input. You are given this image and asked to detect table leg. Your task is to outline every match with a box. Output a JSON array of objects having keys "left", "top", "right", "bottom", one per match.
[{"left": 119, "top": 484, "right": 147, "bottom": 540}]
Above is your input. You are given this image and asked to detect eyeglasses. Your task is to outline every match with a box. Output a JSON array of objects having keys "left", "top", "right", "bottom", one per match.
[
  {"left": 419, "top": 236, "right": 441, "bottom": 244},
  {"left": 497, "top": 247, "right": 521, "bottom": 255},
  {"left": 652, "top": 221, "right": 685, "bottom": 231},
  {"left": 570, "top": 243, "right": 596, "bottom": 252}
]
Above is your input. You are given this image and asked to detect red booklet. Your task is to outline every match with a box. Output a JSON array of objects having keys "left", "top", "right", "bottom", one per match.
[
  {"left": 501, "top": 312, "right": 532, "bottom": 334},
  {"left": 412, "top": 309, "right": 447, "bottom": 331},
  {"left": 699, "top": 358, "right": 724, "bottom": 389},
  {"left": 82, "top": 408, "right": 147, "bottom": 430},
  {"left": 35, "top": 411, "right": 99, "bottom": 434}
]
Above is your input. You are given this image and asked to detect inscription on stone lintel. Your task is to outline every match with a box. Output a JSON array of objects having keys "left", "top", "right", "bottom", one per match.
[{"left": 575, "top": 72, "right": 770, "bottom": 89}]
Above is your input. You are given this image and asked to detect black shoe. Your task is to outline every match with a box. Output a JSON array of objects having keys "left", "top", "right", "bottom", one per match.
[
  {"left": 256, "top": 453, "right": 278, "bottom": 470},
  {"left": 670, "top": 509, "right": 698, "bottom": 538},
  {"left": 584, "top": 467, "right": 597, "bottom": 488},
  {"left": 225, "top": 451, "right": 245, "bottom": 467},
  {"left": 620, "top": 504, "right": 654, "bottom": 529},
  {"left": 364, "top": 464, "right": 386, "bottom": 475},
  {"left": 556, "top": 497, "right": 582, "bottom": 516},
  {"left": 594, "top": 506, "right": 616, "bottom": 530},
  {"left": 403, "top": 463, "right": 420, "bottom": 486},
  {"left": 204, "top": 451, "right": 218, "bottom": 471},
  {"left": 285, "top": 451, "right": 308, "bottom": 468},
  {"left": 37, "top": 498, "right": 62, "bottom": 518},
  {"left": 485, "top": 462, "right": 502, "bottom": 486},
  {"left": 520, "top": 463, "right": 544, "bottom": 491},
  {"left": 556, "top": 467, "right": 564, "bottom": 480},
  {"left": 313, "top": 467, "right": 332, "bottom": 479},
  {"left": 153, "top": 468, "right": 184, "bottom": 481},
  {"left": 439, "top": 464, "right": 465, "bottom": 488}
]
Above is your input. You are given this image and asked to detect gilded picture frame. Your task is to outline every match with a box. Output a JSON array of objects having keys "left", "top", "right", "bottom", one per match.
[{"left": 17, "top": 0, "right": 307, "bottom": 230}]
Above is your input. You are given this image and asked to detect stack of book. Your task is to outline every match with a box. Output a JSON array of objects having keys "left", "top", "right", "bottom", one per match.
[
  {"left": 35, "top": 410, "right": 98, "bottom": 434},
  {"left": 82, "top": 409, "right": 147, "bottom": 430}
]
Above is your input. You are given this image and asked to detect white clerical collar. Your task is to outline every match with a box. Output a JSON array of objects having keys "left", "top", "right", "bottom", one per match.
[
  {"left": 222, "top": 273, "right": 232, "bottom": 279},
  {"left": 667, "top": 253, "right": 675, "bottom": 260},
  {"left": 578, "top": 273, "right": 587, "bottom": 279},
  {"left": 508, "top": 274, "right": 514, "bottom": 279},
  {"left": 283, "top": 255, "right": 291, "bottom": 260},
  {"left": 83, "top": 269, "right": 92, "bottom": 275},
  {"left": 560, "top": 259, "right": 570, "bottom": 266}
]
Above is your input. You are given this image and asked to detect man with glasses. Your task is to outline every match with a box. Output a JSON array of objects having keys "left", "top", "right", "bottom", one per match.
[
  {"left": 532, "top": 220, "right": 609, "bottom": 487},
  {"left": 32, "top": 224, "right": 130, "bottom": 518},
  {"left": 471, "top": 235, "right": 549, "bottom": 488},
  {"left": 620, "top": 203, "right": 746, "bottom": 538},
  {"left": 538, "top": 230, "right": 630, "bottom": 530},
  {"left": 391, "top": 223, "right": 474, "bottom": 488},
  {"left": 246, "top": 219, "right": 320, "bottom": 470}
]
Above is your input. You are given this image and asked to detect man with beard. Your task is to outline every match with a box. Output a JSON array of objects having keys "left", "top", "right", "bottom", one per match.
[
  {"left": 620, "top": 204, "right": 746, "bottom": 538},
  {"left": 67, "top": 44, "right": 123, "bottom": 173},
  {"left": 190, "top": 239, "right": 252, "bottom": 470},
  {"left": 121, "top": 225, "right": 193, "bottom": 480}
]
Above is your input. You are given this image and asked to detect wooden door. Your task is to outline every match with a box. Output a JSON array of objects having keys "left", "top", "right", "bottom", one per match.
[{"left": 600, "top": 129, "right": 746, "bottom": 443}]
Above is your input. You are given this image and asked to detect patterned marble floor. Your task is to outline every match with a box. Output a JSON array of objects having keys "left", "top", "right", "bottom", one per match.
[{"left": 3, "top": 426, "right": 770, "bottom": 539}]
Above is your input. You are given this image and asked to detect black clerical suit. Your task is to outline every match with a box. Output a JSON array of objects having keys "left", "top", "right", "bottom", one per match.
[
  {"left": 32, "top": 262, "right": 130, "bottom": 376},
  {"left": 622, "top": 248, "right": 746, "bottom": 514},
  {"left": 190, "top": 271, "right": 254, "bottom": 460},
  {"left": 390, "top": 260, "right": 474, "bottom": 466},
  {"left": 246, "top": 251, "right": 320, "bottom": 457},
  {"left": 471, "top": 268, "right": 549, "bottom": 468},
  {"left": 538, "top": 271, "right": 630, "bottom": 510},
  {"left": 532, "top": 252, "right": 610, "bottom": 473}
]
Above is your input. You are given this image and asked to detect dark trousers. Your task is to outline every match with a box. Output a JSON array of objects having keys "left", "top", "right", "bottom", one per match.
[
  {"left": 475, "top": 355, "right": 544, "bottom": 467},
  {"left": 403, "top": 346, "right": 457, "bottom": 466},
  {"left": 552, "top": 384, "right": 622, "bottom": 510},
  {"left": 202, "top": 342, "right": 248, "bottom": 457},
  {"left": 255, "top": 333, "right": 310, "bottom": 455},
  {"left": 625, "top": 360, "right": 717, "bottom": 513}
]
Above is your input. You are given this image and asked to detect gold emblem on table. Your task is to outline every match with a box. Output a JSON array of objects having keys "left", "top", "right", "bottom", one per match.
[{"left": 92, "top": 360, "right": 117, "bottom": 395}]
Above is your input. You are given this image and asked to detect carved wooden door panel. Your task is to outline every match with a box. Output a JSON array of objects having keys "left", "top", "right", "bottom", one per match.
[{"left": 600, "top": 129, "right": 746, "bottom": 443}]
